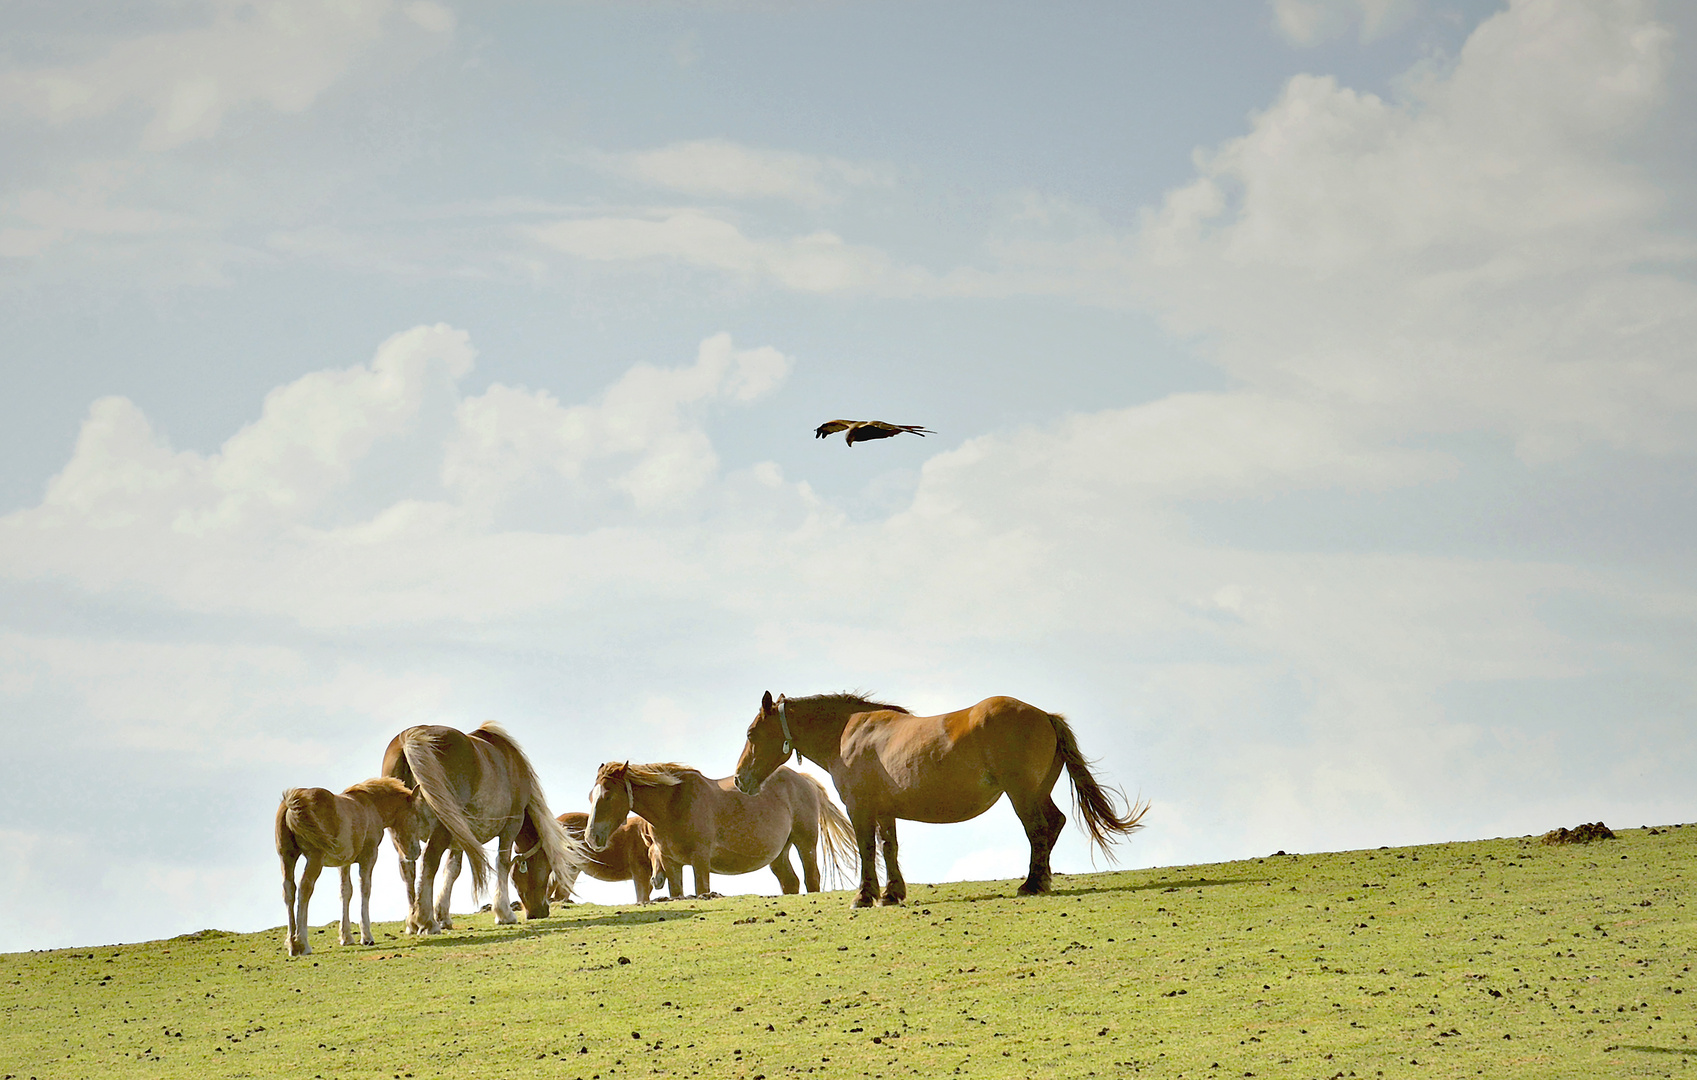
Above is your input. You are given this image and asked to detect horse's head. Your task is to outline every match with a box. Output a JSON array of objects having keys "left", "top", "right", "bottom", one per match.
[
  {"left": 509, "top": 818, "right": 553, "bottom": 920},
  {"left": 586, "top": 763, "right": 632, "bottom": 850},
  {"left": 734, "top": 690, "right": 792, "bottom": 795}
]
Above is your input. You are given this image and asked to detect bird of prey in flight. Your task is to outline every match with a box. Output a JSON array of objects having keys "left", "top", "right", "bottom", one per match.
[{"left": 814, "top": 420, "right": 934, "bottom": 446}]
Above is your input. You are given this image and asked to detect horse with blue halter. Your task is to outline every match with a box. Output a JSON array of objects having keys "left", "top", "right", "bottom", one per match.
[{"left": 734, "top": 691, "right": 1146, "bottom": 907}]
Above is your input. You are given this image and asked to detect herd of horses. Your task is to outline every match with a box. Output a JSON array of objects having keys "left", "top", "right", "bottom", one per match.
[{"left": 275, "top": 691, "right": 1148, "bottom": 955}]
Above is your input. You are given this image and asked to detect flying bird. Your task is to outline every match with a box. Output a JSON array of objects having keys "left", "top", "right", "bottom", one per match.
[{"left": 814, "top": 419, "right": 934, "bottom": 447}]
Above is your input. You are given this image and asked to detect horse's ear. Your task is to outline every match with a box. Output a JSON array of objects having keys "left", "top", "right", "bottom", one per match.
[{"left": 762, "top": 690, "right": 775, "bottom": 713}]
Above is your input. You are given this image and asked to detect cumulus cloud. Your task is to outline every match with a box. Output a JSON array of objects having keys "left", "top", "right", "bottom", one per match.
[
  {"left": 444, "top": 332, "right": 792, "bottom": 511},
  {"left": 593, "top": 139, "right": 893, "bottom": 205},
  {"left": 1136, "top": 0, "right": 1693, "bottom": 462},
  {"left": 0, "top": 326, "right": 795, "bottom": 624},
  {"left": 0, "top": 0, "right": 454, "bottom": 150}
]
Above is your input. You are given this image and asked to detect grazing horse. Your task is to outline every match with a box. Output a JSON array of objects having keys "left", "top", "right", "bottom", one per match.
[
  {"left": 511, "top": 812, "right": 665, "bottom": 906},
  {"left": 381, "top": 722, "right": 580, "bottom": 933},
  {"left": 275, "top": 777, "right": 416, "bottom": 956},
  {"left": 586, "top": 762, "right": 855, "bottom": 898},
  {"left": 734, "top": 691, "right": 1147, "bottom": 907}
]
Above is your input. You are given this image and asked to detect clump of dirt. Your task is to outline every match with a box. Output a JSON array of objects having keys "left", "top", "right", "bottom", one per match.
[{"left": 1540, "top": 822, "right": 1616, "bottom": 845}]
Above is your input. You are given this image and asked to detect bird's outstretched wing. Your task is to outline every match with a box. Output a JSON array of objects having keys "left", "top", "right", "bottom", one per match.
[
  {"left": 846, "top": 421, "right": 932, "bottom": 444},
  {"left": 815, "top": 419, "right": 934, "bottom": 446}
]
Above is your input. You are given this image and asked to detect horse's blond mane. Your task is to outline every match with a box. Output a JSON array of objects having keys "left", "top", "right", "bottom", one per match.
[
  {"left": 343, "top": 776, "right": 411, "bottom": 801},
  {"left": 598, "top": 761, "right": 701, "bottom": 788},
  {"left": 796, "top": 691, "right": 910, "bottom": 715}
]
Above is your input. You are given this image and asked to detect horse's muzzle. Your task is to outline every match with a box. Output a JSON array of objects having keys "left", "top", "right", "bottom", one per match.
[{"left": 733, "top": 772, "right": 760, "bottom": 796}]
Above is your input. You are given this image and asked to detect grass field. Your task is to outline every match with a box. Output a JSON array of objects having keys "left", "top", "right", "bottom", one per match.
[{"left": 4, "top": 824, "right": 1694, "bottom": 1079}]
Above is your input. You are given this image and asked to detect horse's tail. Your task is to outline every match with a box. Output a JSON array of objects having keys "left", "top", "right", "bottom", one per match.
[
  {"left": 800, "top": 773, "right": 859, "bottom": 889},
  {"left": 1048, "top": 712, "right": 1148, "bottom": 861},
  {"left": 401, "top": 728, "right": 493, "bottom": 895},
  {"left": 471, "top": 722, "right": 587, "bottom": 896},
  {"left": 278, "top": 788, "right": 350, "bottom": 864}
]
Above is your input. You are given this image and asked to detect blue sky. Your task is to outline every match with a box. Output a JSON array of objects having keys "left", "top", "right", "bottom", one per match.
[{"left": 2, "top": 0, "right": 1694, "bottom": 952}]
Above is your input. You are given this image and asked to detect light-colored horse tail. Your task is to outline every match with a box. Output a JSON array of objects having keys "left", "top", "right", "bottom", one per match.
[
  {"left": 279, "top": 788, "right": 350, "bottom": 864},
  {"left": 401, "top": 728, "right": 493, "bottom": 895},
  {"left": 800, "top": 774, "right": 859, "bottom": 889},
  {"left": 470, "top": 722, "right": 586, "bottom": 893},
  {"left": 1048, "top": 712, "right": 1149, "bottom": 861}
]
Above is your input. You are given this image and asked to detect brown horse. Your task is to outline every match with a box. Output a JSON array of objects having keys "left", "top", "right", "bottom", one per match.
[
  {"left": 381, "top": 722, "right": 581, "bottom": 933},
  {"left": 510, "top": 811, "right": 665, "bottom": 906},
  {"left": 275, "top": 777, "right": 416, "bottom": 956},
  {"left": 586, "top": 762, "right": 855, "bottom": 898},
  {"left": 734, "top": 691, "right": 1147, "bottom": 907}
]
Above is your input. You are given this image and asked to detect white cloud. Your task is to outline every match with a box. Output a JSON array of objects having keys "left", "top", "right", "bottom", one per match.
[
  {"left": 1136, "top": 0, "right": 1694, "bottom": 463},
  {"left": 444, "top": 331, "right": 792, "bottom": 511},
  {"left": 0, "top": 0, "right": 453, "bottom": 150},
  {"left": 594, "top": 139, "right": 893, "bottom": 205}
]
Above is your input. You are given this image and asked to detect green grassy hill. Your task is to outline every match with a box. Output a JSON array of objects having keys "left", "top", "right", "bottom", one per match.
[{"left": 5, "top": 825, "right": 1694, "bottom": 1079}]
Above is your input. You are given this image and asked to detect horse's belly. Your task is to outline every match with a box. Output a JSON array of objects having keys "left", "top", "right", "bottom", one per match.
[{"left": 888, "top": 780, "right": 1002, "bottom": 824}]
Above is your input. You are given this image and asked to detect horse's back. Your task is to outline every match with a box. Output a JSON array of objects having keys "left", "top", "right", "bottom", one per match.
[
  {"left": 277, "top": 787, "right": 369, "bottom": 865},
  {"left": 840, "top": 697, "right": 1060, "bottom": 822}
]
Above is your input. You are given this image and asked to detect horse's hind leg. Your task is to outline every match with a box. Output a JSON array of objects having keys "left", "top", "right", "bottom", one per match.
[
  {"left": 393, "top": 830, "right": 421, "bottom": 935},
  {"left": 797, "top": 833, "right": 822, "bottom": 893},
  {"left": 295, "top": 858, "right": 324, "bottom": 955},
  {"left": 338, "top": 865, "right": 356, "bottom": 945},
  {"left": 435, "top": 847, "right": 462, "bottom": 930},
  {"left": 415, "top": 834, "right": 449, "bottom": 934},
  {"left": 1010, "top": 791, "right": 1066, "bottom": 895},
  {"left": 769, "top": 845, "right": 801, "bottom": 894},
  {"left": 876, "top": 816, "right": 905, "bottom": 906},
  {"left": 793, "top": 812, "right": 822, "bottom": 892},
  {"left": 281, "top": 854, "right": 301, "bottom": 956}
]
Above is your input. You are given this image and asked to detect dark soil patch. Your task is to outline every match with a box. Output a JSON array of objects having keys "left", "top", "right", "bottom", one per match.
[{"left": 1540, "top": 821, "right": 1616, "bottom": 844}]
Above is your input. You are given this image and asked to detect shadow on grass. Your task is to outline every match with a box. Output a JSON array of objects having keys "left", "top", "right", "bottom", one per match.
[
  {"left": 938, "top": 876, "right": 1266, "bottom": 903},
  {"left": 403, "top": 908, "right": 707, "bottom": 947},
  {"left": 1613, "top": 1045, "right": 1697, "bottom": 1056}
]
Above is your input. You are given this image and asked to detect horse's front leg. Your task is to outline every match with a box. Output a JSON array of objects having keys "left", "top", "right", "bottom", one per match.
[
  {"left": 281, "top": 854, "right": 301, "bottom": 956},
  {"left": 493, "top": 832, "right": 517, "bottom": 924},
  {"left": 357, "top": 853, "right": 378, "bottom": 945},
  {"left": 692, "top": 862, "right": 712, "bottom": 898},
  {"left": 436, "top": 847, "right": 462, "bottom": 930},
  {"left": 337, "top": 865, "right": 356, "bottom": 945},
  {"left": 877, "top": 816, "right": 905, "bottom": 906},
  {"left": 849, "top": 809, "right": 880, "bottom": 908}
]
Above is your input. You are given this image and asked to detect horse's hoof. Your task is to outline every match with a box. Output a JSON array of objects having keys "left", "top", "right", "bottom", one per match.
[
  {"left": 878, "top": 896, "right": 904, "bottom": 906},
  {"left": 1016, "top": 881, "right": 1051, "bottom": 896},
  {"left": 852, "top": 895, "right": 876, "bottom": 908}
]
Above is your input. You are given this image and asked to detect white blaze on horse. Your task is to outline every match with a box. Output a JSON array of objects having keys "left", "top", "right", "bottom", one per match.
[
  {"left": 381, "top": 722, "right": 584, "bottom": 934},
  {"left": 275, "top": 777, "right": 417, "bottom": 956}
]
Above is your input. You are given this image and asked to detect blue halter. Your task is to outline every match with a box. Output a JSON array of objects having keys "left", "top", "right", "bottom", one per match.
[{"left": 777, "top": 697, "right": 793, "bottom": 758}]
